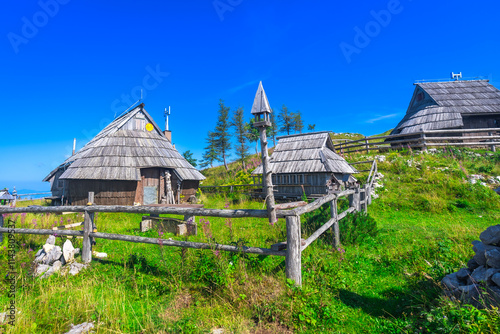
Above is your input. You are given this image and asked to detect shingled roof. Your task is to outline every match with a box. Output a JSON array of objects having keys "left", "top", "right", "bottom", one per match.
[
  {"left": 252, "top": 132, "right": 357, "bottom": 175},
  {"left": 43, "top": 104, "right": 205, "bottom": 182},
  {"left": 391, "top": 80, "right": 500, "bottom": 134}
]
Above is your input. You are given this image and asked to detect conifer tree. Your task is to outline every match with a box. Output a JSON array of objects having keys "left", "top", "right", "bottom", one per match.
[
  {"left": 200, "top": 131, "right": 220, "bottom": 168},
  {"left": 232, "top": 106, "right": 249, "bottom": 169},
  {"left": 214, "top": 99, "right": 231, "bottom": 171},
  {"left": 278, "top": 104, "right": 294, "bottom": 135}
]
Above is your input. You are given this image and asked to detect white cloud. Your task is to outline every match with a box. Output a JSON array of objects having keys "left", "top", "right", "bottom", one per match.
[{"left": 366, "top": 113, "right": 399, "bottom": 123}]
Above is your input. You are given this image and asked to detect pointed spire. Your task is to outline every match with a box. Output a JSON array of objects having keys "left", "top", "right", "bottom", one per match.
[{"left": 251, "top": 81, "right": 272, "bottom": 115}]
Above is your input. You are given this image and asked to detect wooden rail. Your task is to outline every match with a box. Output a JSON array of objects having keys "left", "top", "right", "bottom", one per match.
[
  {"left": 334, "top": 128, "right": 500, "bottom": 153},
  {"left": 0, "top": 186, "right": 372, "bottom": 287}
]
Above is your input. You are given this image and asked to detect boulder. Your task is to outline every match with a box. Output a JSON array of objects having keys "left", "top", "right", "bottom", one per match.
[
  {"left": 456, "top": 268, "right": 471, "bottom": 281},
  {"left": 41, "top": 260, "right": 62, "bottom": 279},
  {"left": 34, "top": 251, "right": 46, "bottom": 264},
  {"left": 492, "top": 273, "right": 500, "bottom": 287},
  {"left": 442, "top": 272, "right": 461, "bottom": 290},
  {"left": 92, "top": 251, "right": 107, "bottom": 259},
  {"left": 470, "top": 265, "right": 488, "bottom": 284},
  {"left": 43, "top": 246, "right": 62, "bottom": 265},
  {"left": 63, "top": 240, "right": 76, "bottom": 263},
  {"left": 64, "top": 322, "right": 94, "bottom": 334},
  {"left": 34, "top": 264, "right": 50, "bottom": 277},
  {"left": 486, "top": 268, "right": 500, "bottom": 284},
  {"left": 46, "top": 235, "right": 56, "bottom": 245},
  {"left": 43, "top": 244, "right": 55, "bottom": 254},
  {"left": 480, "top": 225, "right": 500, "bottom": 246},
  {"left": 472, "top": 241, "right": 487, "bottom": 266},
  {"left": 68, "top": 262, "right": 87, "bottom": 276},
  {"left": 467, "top": 258, "right": 480, "bottom": 270},
  {"left": 486, "top": 248, "right": 500, "bottom": 268}
]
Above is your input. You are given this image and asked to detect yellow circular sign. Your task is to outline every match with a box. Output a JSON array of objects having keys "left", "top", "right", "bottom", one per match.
[{"left": 145, "top": 123, "right": 154, "bottom": 132}]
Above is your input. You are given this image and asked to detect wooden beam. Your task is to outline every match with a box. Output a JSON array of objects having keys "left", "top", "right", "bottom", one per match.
[
  {"left": 301, "top": 207, "right": 354, "bottom": 251},
  {"left": 331, "top": 199, "right": 339, "bottom": 249},
  {"left": 0, "top": 214, "right": 3, "bottom": 243},
  {"left": 285, "top": 215, "right": 302, "bottom": 286},
  {"left": 274, "top": 201, "right": 307, "bottom": 210},
  {"left": 0, "top": 227, "right": 286, "bottom": 256},
  {"left": 82, "top": 210, "right": 93, "bottom": 263}
]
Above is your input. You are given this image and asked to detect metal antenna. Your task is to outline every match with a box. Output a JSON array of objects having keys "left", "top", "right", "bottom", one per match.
[{"left": 164, "top": 106, "right": 171, "bottom": 131}]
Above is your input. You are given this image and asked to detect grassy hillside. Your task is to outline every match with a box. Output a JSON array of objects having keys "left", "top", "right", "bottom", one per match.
[{"left": 1, "top": 148, "right": 500, "bottom": 333}]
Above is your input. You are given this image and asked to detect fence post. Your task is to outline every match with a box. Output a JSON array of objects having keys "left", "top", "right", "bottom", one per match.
[
  {"left": 489, "top": 132, "right": 496, "bottom": 152},
  {"left": 285, "top": 215, "right": 302, "bottom": 286},
  {"left": 330, "top": 199, "right": 339, "bottom": 249},
  {"left": 365, "top": 136, "right": 369, "bottom": 154},
  {"left": 366, "top": 185, "right": 372, "bottom": 206},
  {"left": 82, "top": 209, "right": 93, "bottom": 263},
  {"left": 361, "top": 186, "right": 367, "bottom": 213},
  {"left": 0, "top": 214, "right": 3, "bottom": 243},
  {"left": 352, "top": 187, "right": 360, "bottom": 212},
  {"left": 421, "top": 132, "right": 427, "bottom": 151}
]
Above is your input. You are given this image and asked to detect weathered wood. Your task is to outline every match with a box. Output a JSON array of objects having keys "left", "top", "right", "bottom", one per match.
[
  {"left": 349, "top": 160, "right": 374, "bottom": 165},
  {"left": 365, "top": 136, "right": 369, "bottom": 153},
  {"left": 82, "top": 210, "right": 93, "bottom": 263},
  {"left": 301, "top": 207, "right": 355, "bottom": 251},
  {"left": 52, "top": 222, "right": 84, "bottom": 230},
  {"left": 331, "top": 199, "right": 339, "bottom": 248},
  {"left": 490, "top": 132, "right": 497, "bottom": 153},
  {"left": 426, "top": 142, "right": 500, "bottom": 147},
  {"left": 0, "top": 215, "right": 3, "bottom": 243},
  {"left": 0, "top": 205, "right": 275, "bottom": 218},
  {"left": 88, "top": 192, "right": 94, "bottom": 205},
  {"left": 90, "top": 231, "right": 285, "bottom": 256},
  {"left": 424, "top": 135, "right": 500, "bottom": 141},
  {"left": 274, "top": 201, "right": 307, "bottom": 210},
  {"left": 271, "top": 238, "right": 306, "bottom": 251},
  {"left": 360, "top": 186, "right": 367, "bottom": 213},
  {"left": 352, "top": 188, "right": 360, "bottom": 212},
  {"left": 285, "top": 215, "right": 302, "bottom": 286},
  {"left": 366, "top": 160, "right": 377, "bottom": 186},
  {"left": 259, "top": 126, "right": 277, "bottom": 224},
  {"left": 0, "top": 227, "right": 285, "bottom": 256},
  {"left": 0, "top": 227, "right": 82, "bottom": 237},
  {"left": 291, "top": 189, "right": 355, "bottom": 216}
]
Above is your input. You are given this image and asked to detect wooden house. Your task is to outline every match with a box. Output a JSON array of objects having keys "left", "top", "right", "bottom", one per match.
[
  {"left": 43, "top": 103, "right": 205, "bottom": 206},
  {"left": 0, "top": 188, "right": 16, "bottom": 205},
  {"left": 391, "top": 80, "right": 500, "bottom": 135},
  {"left": 252, "top": 132, "right": 358, "bottom": 199}
]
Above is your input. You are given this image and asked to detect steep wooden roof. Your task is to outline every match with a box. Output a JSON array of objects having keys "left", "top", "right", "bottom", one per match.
[
  {"left": 43, "top": 104, "right": 205, "bottom": 182},
  {"left": 392, "top": 80, "right": 500, "bottom": 134},
  {"left": 252, "top": 132, "right": 357, "bottom": 175}
]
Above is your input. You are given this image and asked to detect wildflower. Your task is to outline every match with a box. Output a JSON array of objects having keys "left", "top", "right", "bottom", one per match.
[
  {"left": 67, "top": 218, "right": 71, "bottom": 223},
  {"left": 28, "top": 248, "right": 33, "bottom": 254},
  {"left": 224, "top": 202, "right": 230, "bottom": 209},
  {"left": 158, "top": 231, "right": 164, "bottom": 237},
  {"left": 213, "top": 250, "right": 220, "bottom": 257}
]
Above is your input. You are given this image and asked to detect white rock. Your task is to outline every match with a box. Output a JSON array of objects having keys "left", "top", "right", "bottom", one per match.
[
  {"left": 64, "top": 322, "right": 94, "bottom": 334},
  {"left": 69, "top": 262, "right": 88, "bottom": 276},
  {"left": 0, "top": 312, "right": 6, "bottom": 324},
  {"left": 469, "top": 174, "right": 485, "bottom": 180},
  {"left": 375, "top": 155, "right": 386, "bottom": 163},
  {"left": 35, "top": 264, "right": 50, "bottom": 277},
  {"left": 43, "top": 244, "right": 55, "bottom": 253},
  {"left": 41, "top": 260, "right": 63, "bottom": 279},
  {"left": 43, "top": 246, "right": 62, "bottom": 265},
  {"left": 46, "top": 235, "right": 56, "bottom": 245},
  {"left": 63, "top": 240, "right": 76, "bottom": 263},
  {"left": 92, "top": 251, "right": 107, "bottom": 259}
]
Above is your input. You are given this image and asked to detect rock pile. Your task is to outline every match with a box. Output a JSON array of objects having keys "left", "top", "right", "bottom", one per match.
[
  {"left": 34, "top": 236, "right": 88, "bottom": 278},
  {"left": 442, "top": 225, "right": 500, "bottom": 308}
]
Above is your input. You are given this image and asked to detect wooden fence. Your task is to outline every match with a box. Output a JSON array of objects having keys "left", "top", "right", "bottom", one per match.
[
  {"left": 334, "top": 128, "right": 500, "bottom": 154},
  {"left": 0, "top": 185, "right": 373, "bottom": 286}
]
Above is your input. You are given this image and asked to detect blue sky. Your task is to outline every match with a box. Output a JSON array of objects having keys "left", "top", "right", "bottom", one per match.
[{"left": 2, "top": 0, "right": 500, "bottom": 191}]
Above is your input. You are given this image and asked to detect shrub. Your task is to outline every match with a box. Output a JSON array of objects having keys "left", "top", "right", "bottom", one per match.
[{"left": 339, "top": 211, "right": 378, "bottom": 245}]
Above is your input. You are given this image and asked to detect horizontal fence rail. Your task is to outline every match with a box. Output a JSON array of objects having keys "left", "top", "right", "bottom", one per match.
[
  {"left": 0, "top": 185, "right": 374, "bottom": 286},
  {"left": 334, "top": 128, "right": 500, "bottom": 154}
]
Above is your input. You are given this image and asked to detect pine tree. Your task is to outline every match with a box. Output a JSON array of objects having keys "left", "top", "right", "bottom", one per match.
[
  {"left": 293, "top": 110, "right": 304, "bottom": 133},
  {"left": 214, "top": 99, "right": 232, "bottom": 171},
  {"left": 278, "top": 104, "right": 294, "bottom": 135},
  {"left": 245, "top": 118, "right": 260, "bottom": 156},
  {"left": 308, "top": 124, "right": 316, "bottom": 131},
  {"left": 200, "top": 131, "right": 220, "bottom": 168},
  {"left": 269, "top": 111, "right": 278, "bottom": 147},
  {"left": 232, "top": 106, "right": 249, "bottom": 169},
  {"left": 182, "top": 150, "right": 197, "bottom": 167}
]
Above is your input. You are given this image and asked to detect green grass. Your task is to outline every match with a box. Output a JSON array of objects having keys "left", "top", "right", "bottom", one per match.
[{"left": 1, "top": 148, "right": 500, "bottom": 333}]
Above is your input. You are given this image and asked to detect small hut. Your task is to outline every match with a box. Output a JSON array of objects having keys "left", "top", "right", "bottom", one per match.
[
  {"left": 252, "top": 131, "right": 358, "bottom": 199},
  {"left": 43, "top": 103, "right": 205, "bottom": 206},
  {"left": 0, "top": 188, "right": 16, "bottom": 206},
  {"left": 391, "top": 79, "right": 500, "bottom": 135}
]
